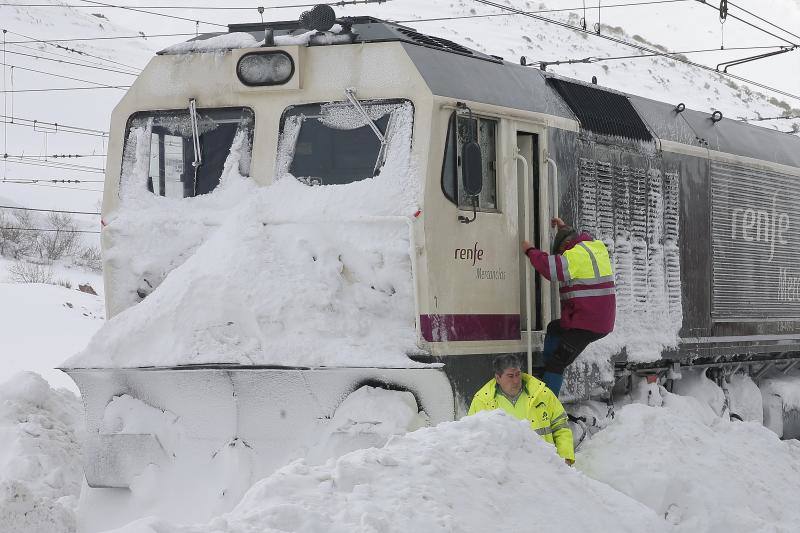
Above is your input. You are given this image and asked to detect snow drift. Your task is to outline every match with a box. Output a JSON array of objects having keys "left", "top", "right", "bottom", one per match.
[
  {"left": 0, "top": 372, "right": 83, "bottom": 533},
  {"left": 65, "top": 102, "right": 422, "bottom": 369},
  {"left": 104, "top": 410, "right": 670, "bottom": 533},
  {"left": 581, "top": 390, "right": 800, "bottom": 532}
]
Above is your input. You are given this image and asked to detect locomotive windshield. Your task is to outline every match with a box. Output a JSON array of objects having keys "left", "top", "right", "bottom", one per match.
[
  {"left": 121, "top": 107, "right": 254, "bottom": 198},
  {"left": 277, "top": 99, "right": 412, "bottom": 185}
]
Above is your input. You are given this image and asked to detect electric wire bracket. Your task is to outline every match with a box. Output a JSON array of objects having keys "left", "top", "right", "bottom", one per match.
[{"left": 716, "top": 46, "right": 796, "bottom": 73}]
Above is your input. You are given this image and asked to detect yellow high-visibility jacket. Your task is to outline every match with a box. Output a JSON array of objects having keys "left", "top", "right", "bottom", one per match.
[{"left": 468, "top": 373, "right": 575, "bottom": 461}]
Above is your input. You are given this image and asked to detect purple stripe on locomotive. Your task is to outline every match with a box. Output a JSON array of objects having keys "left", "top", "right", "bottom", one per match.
[{"left": 419, "top": 314, "right": 521, "bottom": 342}]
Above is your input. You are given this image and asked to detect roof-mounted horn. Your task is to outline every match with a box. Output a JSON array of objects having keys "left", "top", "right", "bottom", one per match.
[{"left": 299, "top": 4, "right": 338, "bottom": 32}]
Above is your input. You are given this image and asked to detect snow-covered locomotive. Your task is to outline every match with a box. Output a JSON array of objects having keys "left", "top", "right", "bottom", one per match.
[{"left": 63, "top": 5, "right": 800, "bottom": 528}]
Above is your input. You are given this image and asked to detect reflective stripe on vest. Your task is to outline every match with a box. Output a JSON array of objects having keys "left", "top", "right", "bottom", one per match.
[{"left": 560, "top": 240, "right": 615, "bottom": 299}]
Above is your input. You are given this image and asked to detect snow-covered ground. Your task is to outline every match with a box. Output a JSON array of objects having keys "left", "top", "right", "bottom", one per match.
[
  {"left": 0, "top": 372, "right": 84, "bottom": 533},
  {"left": 0, "top": 277, "right": 103, "bottom": 392},
  {"left": 3, "top": 370, "right": 800, "bottom": 533}
]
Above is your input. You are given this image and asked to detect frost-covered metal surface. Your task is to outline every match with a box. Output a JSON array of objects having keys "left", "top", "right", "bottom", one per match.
[
  {"left": 67, "top": 367, "right": 454, "bottom": 489},
  {"left": 403, "top": 43, "right": 574, "bottom": 120},
  {"left": 575, "top": 145, "right": 682, "bottom": 360},
  {"left": 630, "top": 94, "right": 800, "bottom": 168},
  {"left": 711, "top": 160, "right": 800, "bottom": 319}
]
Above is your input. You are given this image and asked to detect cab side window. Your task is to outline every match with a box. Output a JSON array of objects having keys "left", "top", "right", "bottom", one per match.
[{"left": 441, "top": 111, "right": 498, "bottom": 210}]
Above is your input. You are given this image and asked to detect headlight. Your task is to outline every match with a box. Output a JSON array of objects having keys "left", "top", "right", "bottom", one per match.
[{"left": 237, "top": 52, "right": 294, "bottom": 87}]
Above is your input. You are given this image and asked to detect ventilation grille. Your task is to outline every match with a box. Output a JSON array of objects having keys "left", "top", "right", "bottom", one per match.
[
  {"left": 549, "top": 79, "right": 653, "bottom": 141},
  {"left": 578, "top": 158, "right": 681, "bottom": 325},
  {"left": 711, "top": 160, "right": 800, "bottom": 319},
  {"left": 396, "top": 27, "right": 475, "bottom": 56}
]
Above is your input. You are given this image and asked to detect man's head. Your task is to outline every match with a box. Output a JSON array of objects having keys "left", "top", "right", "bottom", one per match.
[
  {"left": 552, "top": 225, "right": 578, "bottom": 255},
  {"left": 493, "top": 354, "right": 523, "bottom": 397}
]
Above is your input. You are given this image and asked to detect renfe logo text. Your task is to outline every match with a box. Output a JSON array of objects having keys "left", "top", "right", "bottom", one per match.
[
  {"left": 730, "top": 193, "right": 790, "bottom": 262},
  {"left": 455, "top": 242, "right": 484, "bottom": 266}
]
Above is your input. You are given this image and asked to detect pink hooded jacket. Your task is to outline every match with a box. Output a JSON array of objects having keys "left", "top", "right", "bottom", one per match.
[{"left": 525, "top": 232, "right": 616, "bottom": 334}]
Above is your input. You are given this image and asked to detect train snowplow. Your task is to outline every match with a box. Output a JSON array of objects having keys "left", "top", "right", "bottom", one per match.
[{"left": 66, "top": 366, "right": 454, "bottom": 489}]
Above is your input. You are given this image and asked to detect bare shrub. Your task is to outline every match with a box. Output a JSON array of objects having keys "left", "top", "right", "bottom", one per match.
[
  {"left": 56, "top": 278, "right": 73, "bottom": 289},
  {"left": 8, "top": 260, "right": 53, "bottom": 284},
  {"left": 0, "top": 210, "right": 9, "bottom": 257},
  {"left": 75, "top": 245, "right": 102, "bottom": 272},
  {"left": 0, "top": 209, "right": 38, "bottom": 259},
  {"left": 36, "top": 212, "right": 79, "bottom": 261}
]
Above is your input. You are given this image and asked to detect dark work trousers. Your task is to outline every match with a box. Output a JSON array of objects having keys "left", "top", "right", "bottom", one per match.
[{"left": 541, "top": 319, "right": 606, "bottom": 395}]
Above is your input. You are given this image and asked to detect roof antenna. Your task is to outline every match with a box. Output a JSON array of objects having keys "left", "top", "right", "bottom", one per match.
[{"left": 591, "top": 75, "right": 597, "bottom": 84}]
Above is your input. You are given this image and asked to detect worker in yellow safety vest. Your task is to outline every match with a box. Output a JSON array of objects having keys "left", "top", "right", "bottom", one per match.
[
  {"left": 522, "top": 217, "right": 616, "bottom": 396},
  {"left": 469, "top": 354, "right": 575, "bottom": 464}
]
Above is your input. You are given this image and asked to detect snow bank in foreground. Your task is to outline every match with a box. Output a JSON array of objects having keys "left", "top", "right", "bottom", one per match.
[
  {"left": 106, "top": 411, "right": 669, "bottom": 533},
  {"left": 0, "top": 372, "right": 83, "bottom": 533},
  {"left": 580, "top": 392, "right": 800, "bottom": 532}
]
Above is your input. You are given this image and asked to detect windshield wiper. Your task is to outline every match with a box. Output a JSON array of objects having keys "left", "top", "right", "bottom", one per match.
[
  {"left": 189, "top": 98, "right": 203, "bottom": 196},
  {"left": 344, "top": 88, "right": 390, "bottom": 174}
]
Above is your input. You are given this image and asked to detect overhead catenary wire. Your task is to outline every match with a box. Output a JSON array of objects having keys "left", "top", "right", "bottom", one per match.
[
  {"left": 6, "top": 40, "right": 140, "bottom": 75},
  {"left": 0, "top": 181, "right": 103, "bottom": 191},
  {"left": 0, "top": 85, "right": 130, "bottom": 93},
  {"left": 3, "top": 154, "right": 105, "bottom": 158},
  {"left": 1, "top": 49, "right": 139, "bottom": 76},
  {"left": 3, "top": 29, "right": 143, "bottom": 72},
  {"left": 527, "top": 44, "right": 792, "bottom": 67},
  {"left": 1, "top": 61, "right": 135, "bottom": 89},
  {"left": 0, "top": 203, "right": 99, "bottom": 215},
  {"left": 1, "top": 177, "right": 104, "bottom": 183},
  {"left": 0, "top": 114, "right": 107, "bottom": 135},
  {"left": 3, "top": 33, "right": 197, "bottom": 44},
  {"left": 2, "top": 157, "right": 105, "bottom": 173},
  {"left": 74, "top": 0, "right": 228, "bottom": 29},
  {"left": 471, "top": 0, "right": 800, "bottom": 102},
  {"left": 0, "top": 120, "right": 107, "bottom": 139},
  {"left": 725, "top": 0, "right": 800, "bottom": 43},
  {"left": 396, "top": 0, "right": 693, "bottom": 23},
  {"left": 0, "top": 0, "right": 386, "bottom": 9},
  {"left": 693, "top": 0, "right": 798, "bottom": 47},
  {"left": 0, "top": 226, "right": 100, "bottom": 233}
]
